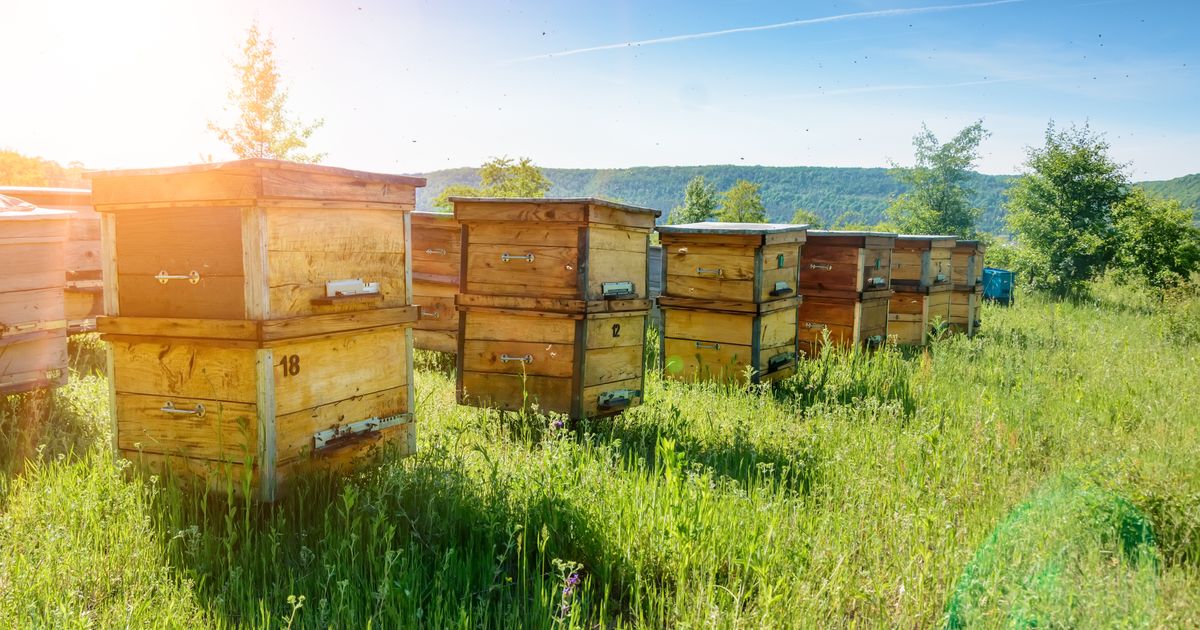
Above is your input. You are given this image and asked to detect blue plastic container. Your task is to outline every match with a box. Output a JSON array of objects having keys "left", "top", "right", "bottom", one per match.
[{"left": 982, "top": 267, "right": 1014, "bottom": 306}]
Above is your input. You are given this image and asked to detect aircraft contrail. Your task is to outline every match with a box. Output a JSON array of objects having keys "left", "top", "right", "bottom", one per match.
[{"left": 508, "top": 0, "right": 1025, "bottom": 63}]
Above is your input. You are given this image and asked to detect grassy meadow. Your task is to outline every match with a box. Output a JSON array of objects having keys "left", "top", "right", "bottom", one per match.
[{"left": 1, "top": 280, "right": 1198, "bottom": 628}]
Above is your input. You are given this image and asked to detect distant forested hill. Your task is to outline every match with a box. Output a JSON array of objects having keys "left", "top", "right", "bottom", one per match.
[
  {"left": 1142, "top": 173, "right": 1200, "bottom": 223},
  {"left": 415, "top": 165, "right": 1014, "bottom": 231}
]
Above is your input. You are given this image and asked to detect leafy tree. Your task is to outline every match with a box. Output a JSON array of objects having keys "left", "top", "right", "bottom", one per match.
[
  {"left": 0, "top": 150, "right": 87, "bottom": 187},
  {"left": 667, "top": 175, "right": 718, "bottom": 224},
  {"left": 432, "top": 156, "right": 551, "bottom": 210},
  {"left": 716, "top": 179, "right": 768, "bottom": 223},
  {"left": 789, "top": 208, "right": 824, "bottom": 229},
  {"left": 1006, "top": 123, "right": 1129, "bottom": 296},
  {"left": 208, "top": 22, "right": 325, "bottom": 163},
  {"left": 886, "top": 120, "right": 989, "bottom": 237},
  {"left": 1112, "top": 187, "right": 1200, "bottom": 290}
]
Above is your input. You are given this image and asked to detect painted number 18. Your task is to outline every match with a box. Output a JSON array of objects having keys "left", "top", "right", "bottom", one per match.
[{"left": 278, "top": 354, "right": 301, "bottom": 377}]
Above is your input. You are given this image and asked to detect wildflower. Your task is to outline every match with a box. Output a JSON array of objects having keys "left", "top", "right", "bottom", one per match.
[{"left": 552, "top": 419, "right": 565, "bottom": 430}]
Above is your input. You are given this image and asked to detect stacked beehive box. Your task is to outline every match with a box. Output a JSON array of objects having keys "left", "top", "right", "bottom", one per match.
[
  {"left": 656, "top": 223, "right": 807, "bottom": 384},
  {"left": 90, "top": 159, "right": 425, "bottom": 500},
  {"left": 452, "top": 198, "right": 658, "bottom": 418},
  {"left": 888, "top": 235, "right": 955, "bottom": 345},
  {"left": 948, "top": 239, "right": 985, "bottom": 336},
  {"left": 797, "top": 230, "right": 896, "bottom": 355},
  {"left": 0, "top": 186, "right": 101, "bottom": 333},
  {"left": 410, "top": 211, "right": 460, "bottom": 353},
  {"left": 0, "top": 195, "right": 72, "bottom": 395}
]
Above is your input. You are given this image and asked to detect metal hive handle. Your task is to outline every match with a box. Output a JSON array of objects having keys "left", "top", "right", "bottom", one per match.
[
  {"left": 156, "top": 270, "right": 201, "bottom": 285},
  {"left": 420, "top": 310, "right": 440, "bottom": 319},
  {"left": 696, "top": 267, "right": 723, "bottom": 277},
  {"left": 501, "top": 253, "right": 535, "bottom": 263},
  {"left": 500, "top": 354, "right": 534, "bottom": 364},
  {"left": 695, "top": 341, "right": 721, "bottom": 350},
  {"left": 809, "top": 263, "right": 833, "bottom": 271},
  {"left": 160, "top": 401, "right": 206, "bottom": 417},
  {"left": 425, "top": 248, "right": 447, "bottom": 255},
  {"left": 804, "top": 322, "right": 827, "bottom": 330}
]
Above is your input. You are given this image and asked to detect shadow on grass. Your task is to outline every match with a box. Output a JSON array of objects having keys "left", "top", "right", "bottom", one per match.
[{"left": 145, "top": 443, "right": 625, "bottom": 628}]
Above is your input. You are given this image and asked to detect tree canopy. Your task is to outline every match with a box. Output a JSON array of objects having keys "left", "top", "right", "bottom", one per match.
[
  {"left": 208, "top": 22, "right": 325, "bottom": 163},
  {"left": 716, "top": 179, "right": 768, "bottom": 223},
  {"left": 1112, "top": 187, "right": 1200, "bottom": 291},
  {"left": 886, "top": 121, "right": 989, "bottom": 237},
  {"left": 790, "top": 208, "right": 824, "bottom": 229},
  {"left": 666, "top": 175, "right": 718, "bottom": 224},
  {"left": 1005, "top": 123, "right": 1130, "bottom": 296},
  {"left": 432, "top": 156, "right": 551, "bottom": 210}
]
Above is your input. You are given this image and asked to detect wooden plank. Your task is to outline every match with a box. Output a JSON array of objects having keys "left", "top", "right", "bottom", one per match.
[
  {"left": 100, "top": 212, "right": 119, "bottom": 316},
  {"left": 119, "top": 450, "right": 257, "bottom": 493},
  {"left": 659, "top": 233, "right": 762, "bottom": 248},
  {"left": 92, "top": 171, "right": 261, "bottom": 207},
  {"left": 110, "top": 339, "right": 258, "bottom": 402},
  {"left": 0, "top": 242, "right": 65, "bottom": 293},
  {"left": 662, "top": 337, "right": 752, "bottom": 383},
  {"left": 266, "top": 250, "right": 407, "bottom": 318},
  {"left": 260, "top": 168, "right": 417, "bottom": 205},
  {"left": 584, "top": 313, "right": 644, "bottom": 349},
  {"left": 759, "top": 307, "right": 797, "bottom": 348},
  {"left": 587, "top": 204, "right": 656, "bottom": 230},
  {"left": 414, "top": 295, "right": 459, "bottom": 331},
  {"left": 265, "top": 207, "right": 406, "bottom": 253},
  {"left": 414, "top": 329, "right": 457, "bottom": 353},
  {"left": 117, "top": 274, "right": 245, "bottom": 320},
  {"left": 0, "top": 287, "right": 65, "bottom": 330},
  {"left": 98, "top": 316, "right": 259, "bottom": 340},
  {"left": 464, "top": 244, "right": 579, "bottom": 296},
  {"left": 583, "top": 345, "right": 643, "bottom": 387},
  {"left": 465, "top": 223, "right": 578, "bottom": 248},
  {"left": 662, "top": 308, "right": 753, "bottom": 346},
  {"left": 455, "top": 201, "right": 586, "bottom": 224},
  {"left": 663, "top": 274, "right": 754, "bottom": 303},
  {"left": 275, "top": 385, "right": 409, "bottom": 463},
  {"left": 272, "top": 326, "right": 408, "bottom": 416},
  {"left": 587, "top": 244, "right": 647, "bottom": 301},
  {"left": 461, "top": 340, "right": 574, "bottom": 378},
  {"left": 462, "top": 310, "right": 576, "bottom": 344},
  {"left": 113, "top": 207, "right": 246, "bottom": 274},
  {"left": 664, "top": 249, "right": 756, "bottom": 281},
  {"left": 115, "top": 393, "right": 256, "bottom": 462},
  {"left": 258, "top": 307, "right": 419, "bottom": 340},
  {"left": 459, "top": 371, "right": 574, "bottom": 414}
]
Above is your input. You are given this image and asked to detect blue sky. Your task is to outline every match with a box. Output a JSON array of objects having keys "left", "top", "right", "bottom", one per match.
[{"left": 2, "top": 0, "right": 1197, "bottom": 179}]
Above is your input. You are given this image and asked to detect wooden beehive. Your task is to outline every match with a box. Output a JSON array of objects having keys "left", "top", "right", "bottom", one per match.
[
  {"left": 88, "top": 159, "right": 425, "bottom": 321},
  {"left": 457, "top": 307, "right": 647, "bottom": 418},
  {"left": 453, "top": 197, "right": 659, "bottom": 311},
  {"left": 98, "top": 312, "right": 416, "bottom": 500},
  {"left": 949, "top": 240, "right": 986, "bottom": 336},
  {"left": 91, "top": 159, "right": 426, "bottom": 500},
  {"left": 0, "top": 195, "right": 71, "bottom": 394},
  {"left": 891, "top": 234, "right": 956, "bottom": 291},
  {"left": 410, "top": 211, "right": 460, "bottom": 353},
  {"left": 658, "top": 296, "right": 800, "bottom": 384},
  {"left": 0, "top": 186, "right": 101, "bottom": 333},
  {"left": 656, "top": 223, "right": 808, "bottom": 384},
  {"left": 657, "top": 223, "right": 807, "bottom": 304},
  {"left": 797, "top": 230, "right": 896, "bottom": 355},
  {"left": 888, "top": 235, "right": 956, "bottom": 345},
  {"left": 452, "top": 198, "right": 659, "bottom": 418}
]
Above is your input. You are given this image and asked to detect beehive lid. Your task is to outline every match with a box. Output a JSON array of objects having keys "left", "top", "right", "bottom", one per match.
[
  {"left": 87, "top": 158, "right": 426, "bottom": 208},
  {"left": 0, "top": 194, "right": 74, "bottom": 221},
  {"left": 0, "top": 186, "right": 91, "bottom": 210},
  {"left": 450, "top": 197, "right": 660, "bottom": 217},
  {"left": 895, "top": 234, "right": 957, "bottom": 249},
  {"left": 657, "top": 222, "right": 808, "bottom": 245},
  {"left": 807, "top": 229, "right": 897, "bottom": 237},
  {"left": 955, "top": 239, "right": 986, "bottom": 253}
]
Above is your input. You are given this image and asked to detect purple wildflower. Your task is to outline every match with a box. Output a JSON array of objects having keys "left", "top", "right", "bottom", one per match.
[{"left": 552, "top": 419, "right": 565, "bottom": 430}]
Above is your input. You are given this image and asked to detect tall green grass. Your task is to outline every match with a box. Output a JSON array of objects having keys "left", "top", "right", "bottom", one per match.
[{"left": 0, "top": 282, "right": 1197, "bottom": 627}]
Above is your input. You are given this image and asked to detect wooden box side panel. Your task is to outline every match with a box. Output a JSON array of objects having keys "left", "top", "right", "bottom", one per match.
[
  {"left": 413, "top": 291, "right": 459, "bottom": 332},
  {"left": 271, "top": 326, "right": 410, "bottom": 416},
  {"left": 411, "top": 222, "right": 461, "bottom": 284},
  {"left": 455, "top": 201, "right": 587, "bottom": 224},
  {"left": 800, "top": 244, "right": 860, "bottom": 293},
  {"left": 0, "top": 330, "right": 68, "bottom": 394},
  {"left": 115, "top": 395, "right": 257, "bottom": 463},
  {"left": 276, "top": 384, "right": 410, "bottom": 465},
  {"left": 859, "top": 297, "right": 889, "bottom": 342},
  {"left": 265, "top": 206, "right": 408, "bottom": 319},
  {"left": 890, "top": 249, "right": 925, "bottom": 285},
  {"left": 414, "top": 329, "right": 457, "bottom": 354},
  {"left": 1, "top": 240, "right": 66, "bottom": 294},
  {"left": 662, "top": 308, "right": 754, "bottom": 346},
  {"left": 929, "top": 248, "right": 953, "bottom": 287},
  {"left": 458, "top": 310, "right": 578, "bottom": 415},
  {"left": 862, "top": 247, "right": 892, "bottom": 290},
  {"left": 759, "top": 243, "right": 801, "bottom": 301},
  {"left": 464, "top": 242, "right": 580, "bottom": 299},
  {"left": 888, "top": 320, "right": 926, "bottom": 346},
  {"left": 587, "top": 226, "right": 649, "bottom": 301},
  {"left": 113, "top": 207, "right": 246, "bottom": 319},
  {"left": 0, "top": 287, "right": 65, "bottom": 330},
  {"left": 109, "top": 339, "right": 258, "bottom": 403},
  {"left": 663, "top": 336, "right": 753, "bottom": 384},
  {"left": 662, "top": 241, "right": 756, "bottom": 302},
  {"left": 582, "top": 313, "right": 645, "bottom": 387}
]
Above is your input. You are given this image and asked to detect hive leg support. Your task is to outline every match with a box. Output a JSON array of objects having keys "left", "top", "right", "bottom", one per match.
[{"left": 255, "top": 348, "right": 277, "bottom": 502}]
